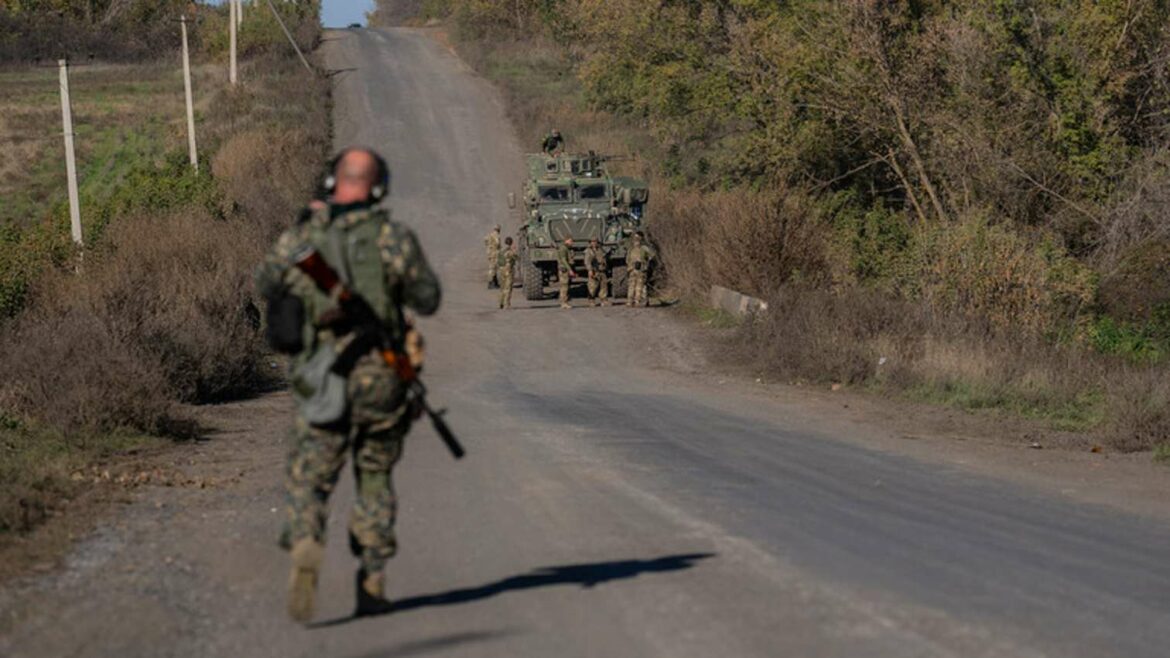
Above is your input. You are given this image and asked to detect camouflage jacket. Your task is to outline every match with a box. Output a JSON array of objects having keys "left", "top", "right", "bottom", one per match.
[
  {"left": 254, "top": 203, "right": 441, "bottom": 360},
  {"left": 583, "top": 246, "right": 606, "bottom": 274},
  {"left": 625, "top": 243, "right": 654, "bottom": 270},
  {"left": 556, "top": 243, "right": 573, "bottom": 272},
  {"left": 498, "top": 248, "right": 517, "bottom": 271},
  {"left": 484, "top": 230, "right": 500, "bottom": 255}
]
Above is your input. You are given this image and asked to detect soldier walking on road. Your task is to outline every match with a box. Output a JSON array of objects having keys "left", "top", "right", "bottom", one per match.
[
  {"left": 484, "top": 224, "right": 501, "bottom": 289},
  {"left": 542, "top": 129, "right": 565, "bottom": 156},
  {"left": 626, "top": 231, "right": 654, "bottom": 308},
  {"left": 254, "top": 147, "right": 442, "bottom": 624},
  {"left": 557, "top": 237, "right": 575, "bottom": 310},
  {"left": 583, "top": 238, "right": 609, "bottom": 307},
  {"left": 498, "top": 236, "right": 517, "bottom": 310}
]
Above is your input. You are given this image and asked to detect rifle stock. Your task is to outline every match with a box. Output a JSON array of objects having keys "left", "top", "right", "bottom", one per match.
[{"left": 292, "top": 246, "right": 465, "bottom": 460}]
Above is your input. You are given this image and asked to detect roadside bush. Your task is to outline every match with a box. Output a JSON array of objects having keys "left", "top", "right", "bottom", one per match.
[
  {"left": 0, "top": 54, "right": 326, "bottom": 435},
  {"left": 904, "top": 214, "right": 1097, "bottom": 335},
  {"left": 737, "top": 287, "right": 923, "bottom": 386},
  {"left": 212, "top": 126, "right": 325, "bottom": 231},
  {"left": 652, "top": 186, "right": 828, "bottom": 297},
  {"left": 1105, "top": 370, "right": 1170, "bottom": 452}
]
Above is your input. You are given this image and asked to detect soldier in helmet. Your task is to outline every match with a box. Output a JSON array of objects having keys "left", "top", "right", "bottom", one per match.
[
  {"left": 542, "top": 129, "right": 565, "bottom": 156},
  {"left": 484, "top": 224, "right": 501, "bottom": 289},
  {"left": 556, "top": 236, "right": 576, "bottom": 309},
  {"left": 254, "top": 147, "right": 441, "bottom": 623},
  {"left": 625, "top": 231, "right": 654, "bottom": 308},
  {"left": 583, "top": 237, "right": 609, "bottom": 307},
  {"left": 498, "top": 236, "right": 517, "bottom": 309}
]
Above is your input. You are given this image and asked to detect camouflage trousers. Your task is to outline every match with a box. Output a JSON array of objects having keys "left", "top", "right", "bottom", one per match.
[
  {"left": 498, "top": 269, "right": 514, "bottom": 308},
  {"left": 587, "top": 272, "right": 609, "bottom": 305},
  {"left": 628, "top": 270, "right": 648, "bottom": 307},
  {"left": 282, "top": 357, "right": 411, "bottom": 574},
  {"left": 486, "top": 250, "right": 499, "bottom": 283},
  {"left": 558, "top": 269, "right": 571, "bottom": 307}
]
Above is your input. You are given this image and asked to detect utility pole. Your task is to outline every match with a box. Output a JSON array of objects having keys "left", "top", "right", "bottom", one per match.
[
  {"left": 265, "top": 0, "right": 313, "bottom": 74},
  {"left": 180, "top": 15, "right": 199, "bottom": 172},
  {"left": 58, "top": 59, "right": 82, "bottom": 246},
  {"left": 236, "top": 0, "right": 244, "bottom": 28},
  {"left": 229, "top": 0, "right": 238, "bottom": 85}
]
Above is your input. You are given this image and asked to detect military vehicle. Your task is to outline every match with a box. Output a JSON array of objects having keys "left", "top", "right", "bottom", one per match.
[{"left": 510, "top": 151, "right": 649, "bottom": 300}]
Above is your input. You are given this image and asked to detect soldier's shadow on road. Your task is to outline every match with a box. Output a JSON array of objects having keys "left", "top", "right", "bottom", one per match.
[{"left": 309, "top": 552, "right": 715, "bottom": 629}]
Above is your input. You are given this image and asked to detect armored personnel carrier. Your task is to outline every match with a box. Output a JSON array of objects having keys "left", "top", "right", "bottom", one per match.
[{"left": 511, "top": 151, "right": 649, "bottom": 300}]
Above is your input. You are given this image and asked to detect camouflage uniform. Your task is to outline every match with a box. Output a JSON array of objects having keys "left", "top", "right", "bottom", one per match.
[
  {"left": 583, "top": 244, "right": 609, "bottom": 306},
  {"left": 556, "top": 242, "right": 574, "bottom": 309},
  {"left": 625, "top": 238, "right": 654, "bottom": 308},
  {"left": 498, "top": 247, "right": 517, "bottom": 309},
  {"left": 255, "top": 203, "right": 440, "bottom": 578},
  {"left": 484, "top": 228, "right": 501, "bottom": 287}
]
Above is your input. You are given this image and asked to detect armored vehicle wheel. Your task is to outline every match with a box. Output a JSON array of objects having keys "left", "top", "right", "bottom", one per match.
[
  {"left": 611, "top": 265, "right": 629, "bottom": 299},
  {"left": 522, "top": 259, "right": 544, "bottom": 300}
]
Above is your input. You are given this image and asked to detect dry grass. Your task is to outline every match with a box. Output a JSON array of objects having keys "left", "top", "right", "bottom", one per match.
[
  {"left": 731, "top": 284, "right": 1170, "bottom": 449},
  {"left": 0, "top": 46, "right": 329, "bottom": 542},
  {"left": 651, "top": 186, "right": 829, "bottom": 297}
]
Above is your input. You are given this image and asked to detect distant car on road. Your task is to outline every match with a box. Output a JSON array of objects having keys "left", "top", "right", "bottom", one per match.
[{"left": 348, "top": 23, "right": 362, "bottom": 29}]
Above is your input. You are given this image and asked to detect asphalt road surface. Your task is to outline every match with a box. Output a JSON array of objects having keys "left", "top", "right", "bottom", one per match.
[{"left": 2, "top": 28, "right": 1168, "bottom": 658}]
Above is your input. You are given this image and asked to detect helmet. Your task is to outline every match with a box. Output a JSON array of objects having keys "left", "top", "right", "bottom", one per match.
[{"left": 322, "top": 147, "right": 390, "bottom": 201}]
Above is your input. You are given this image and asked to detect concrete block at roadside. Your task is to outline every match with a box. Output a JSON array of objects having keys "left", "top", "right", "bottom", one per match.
[{"left": 709, "top": 285, "right": 768, "bottom": 317}]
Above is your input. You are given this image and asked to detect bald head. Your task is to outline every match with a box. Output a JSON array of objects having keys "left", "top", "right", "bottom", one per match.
[{"left": 333, "top": 149, "right": 378, "bottom": 204}]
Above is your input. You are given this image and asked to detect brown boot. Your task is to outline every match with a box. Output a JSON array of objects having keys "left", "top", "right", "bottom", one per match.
[
  {"left": 287, "top": 538, "right": 324, "bottom": 623},
  {"left": 355, "top": 568, "right": 394, "bottom": 616}
]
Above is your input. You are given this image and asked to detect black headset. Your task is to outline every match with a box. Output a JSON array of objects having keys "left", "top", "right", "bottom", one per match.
[{"left": 322, "top": 147, "right": 391, "bottom": 201}]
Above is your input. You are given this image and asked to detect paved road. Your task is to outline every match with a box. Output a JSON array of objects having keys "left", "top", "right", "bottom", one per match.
[{"left": 3, "top": 28, "right": 1169, "bottom": 658}]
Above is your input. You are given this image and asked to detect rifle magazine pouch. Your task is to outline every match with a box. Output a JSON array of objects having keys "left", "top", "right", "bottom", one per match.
[
  {"left": 265, "top": 293, "right": 305, "bottom": 354},
  {"left": 291, "top": 345, "right": 348, "bottom": 426}
]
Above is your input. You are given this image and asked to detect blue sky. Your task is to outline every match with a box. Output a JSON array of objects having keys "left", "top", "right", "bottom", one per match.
[
  {"left": 212, "top": 1, "right": 374, "bottom": 28},
  {"left": 321, "top": 0, "right": 375, "bottom": 27}
]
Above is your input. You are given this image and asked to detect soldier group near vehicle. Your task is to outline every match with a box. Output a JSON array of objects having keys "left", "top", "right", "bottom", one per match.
[
  {"left": 490, "top": 228, "right": 655, "bottom": 309},
  {"left": 490, "top": 130, "right": 654, "bottom": 309}
]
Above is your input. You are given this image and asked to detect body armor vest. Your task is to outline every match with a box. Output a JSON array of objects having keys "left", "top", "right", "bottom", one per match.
[{"left": 303, "top": 208, "right": 404, "bottom": 348}]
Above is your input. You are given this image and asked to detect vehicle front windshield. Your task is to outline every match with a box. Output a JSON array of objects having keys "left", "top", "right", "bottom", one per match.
[
  {"left": 578, "top": 184, "right": 607, "bottom": 200},
  {"left": 539, "top": 186, "right": 570, "bottom": 202}
]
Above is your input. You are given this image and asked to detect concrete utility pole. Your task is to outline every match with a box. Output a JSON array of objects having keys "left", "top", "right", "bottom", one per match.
[
  {"left": 229, "top": 0, "right": 238, "bottom": 85},
  {"left": 180, "top": 15, "right": 199, "bottom": 172},
  {"left": 265, "top": 0, "right": 313, "bottom": 74},
  {"left": 58, "top": 59, "right": 82, "bottom": 246}
]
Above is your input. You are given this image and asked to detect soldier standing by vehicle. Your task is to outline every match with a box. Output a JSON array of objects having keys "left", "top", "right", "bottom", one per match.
[
  {"left": 583, "top": 237, "right": 609, "bottom": 307},
  {"left": 542, "top": 129, "right": 565, "bottom": 156},
  {"left": 498, "top": 236, "right": 517, "bottom": 310},
  {"left": 626, "top": 231, "right": 654, "bottom": 308},
  {"left": 254, "top": 147, "right": 441, "bottom": 623},
  {"left": 557, "top": 236, "right": 575, "bottom": 309},
  {"left": 484, "top": 224, "right": 501, "bottom": 289}
]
